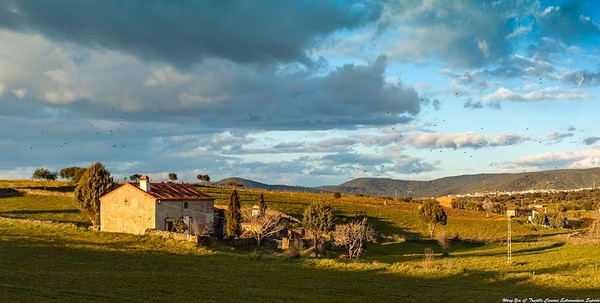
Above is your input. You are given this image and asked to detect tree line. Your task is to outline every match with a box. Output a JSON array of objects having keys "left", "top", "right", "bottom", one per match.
[{"left": 451, "top": 189, "right": 600, "bottom": 213}]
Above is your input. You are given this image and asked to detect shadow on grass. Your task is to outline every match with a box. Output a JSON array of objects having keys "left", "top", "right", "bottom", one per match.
[
  {"left": 24, "top": 186, "right": 75, "bottom": 192},
  {"left": 0, "top": 209, "right": 80, "bottom": 215},
  {"left": 449, "top": 242, "right": 565, "bottom": 260},
  {"left": 0, "top": 188, "right": 23, "bottom": 198},
  {"left": 0, "top": 234, "right": 598, "bottom": 302},
  {"left": 0, "top": 210, "right": 91, "bottom": 227},
  {"left": 366, "top": 240, "right": 486, "bottom": 263}
]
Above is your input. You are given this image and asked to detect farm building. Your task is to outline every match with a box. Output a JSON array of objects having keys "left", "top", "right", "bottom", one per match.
[{"left": 99, "top": 176, "right": 215, "bottom": 235}]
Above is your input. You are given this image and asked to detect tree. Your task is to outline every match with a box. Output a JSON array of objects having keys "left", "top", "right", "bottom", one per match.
[
  {"left": 196, "top": 174, "right": 210, "bottom": 182},
  {"left": 227, "top": 181, "right": 243, "bottom": 189},
  {"left": 129, "top": 174, "right": 142, "bottom": 182},
  {"left": 482, "top": 198, "right": 494, "bottom": 217},
  {"left": 168, "top": 173, "right": 178, "bottom": 182},
  {"left": 258, "top": 192, "right": 267, "bottom": 215},
  {"left": 302, "top": 202, "right": 334, "bottom": 257},
  {"left": 418, "top": 200, "right": 447, "bottom": 239},
  {"left": 226, "top": 189, "right": 242, "bottom": 239},
  {"left": 243, "top": 208, "right": 287, "bottom": 246},
  {"left": 74, "top": 162, "right": 115, "bottom": 227},
  {"left": 32, "top": 168, "right": 58, "bottom": 189},
  {"left": 332, "top": 217, "right": 376, "bottom": 259},
  {"left": 531, "top": 211, "right": 547, "bottom": 226},
  {"left": 59, "top": 167, "right": 86, "bottom": 185}
]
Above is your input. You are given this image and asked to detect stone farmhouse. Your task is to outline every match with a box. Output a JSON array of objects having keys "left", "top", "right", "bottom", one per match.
[{"left": 99, "top": 176, "right": 215, "bottom": 235}]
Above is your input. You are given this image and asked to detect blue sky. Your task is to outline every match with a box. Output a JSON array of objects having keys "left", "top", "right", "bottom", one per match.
[{"left": 0, "top": 0, "right": 598, "bottom": 186}]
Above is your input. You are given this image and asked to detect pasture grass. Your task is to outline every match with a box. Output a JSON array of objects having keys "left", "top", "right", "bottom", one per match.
[
  {"left": 0, "top": 183, "right": 598, "bottom": 301},
  {"left": 202, "top": 186, "right": 573, "bottom": 242},
  {"left": 1, "top": 218, "right": 598, "bottom": 302},
  {"left": 0, "top": 194, "right": 89, "bottom": 226}
]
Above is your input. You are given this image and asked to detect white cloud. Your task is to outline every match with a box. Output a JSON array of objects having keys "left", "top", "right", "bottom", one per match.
[
  {"left": 499, "top": 146, "right": 600, "bottom": 172},
  {"left": 402, "top": 131, "right": 527, "bottom": 149},
  {"left": 145, "top": 66, "right": 191, "bottom": 87},
  {"left": 506, "top": 24, "right": 532, "bottom": 39},
  {"left": 483, "top": 87, "right": 586, "bottom": 103},
  {"left": 12, "top": 88, "right": 27, "bottom": 99}
]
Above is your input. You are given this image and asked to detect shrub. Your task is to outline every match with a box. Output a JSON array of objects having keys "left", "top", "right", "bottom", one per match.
[
  {"left": 422, "top": 247, "right": 434, "bottom": 269},
  {"left": 435, "top": 231, "right": 451, "bottom": 257}
]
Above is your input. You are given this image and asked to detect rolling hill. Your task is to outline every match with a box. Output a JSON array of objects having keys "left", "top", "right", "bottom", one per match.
[
  {"left": 211, "top": 177, "right": 321, "bottom": 193},
  {"left": 213, "top": 167, "right": 600, "bottom": 198}
]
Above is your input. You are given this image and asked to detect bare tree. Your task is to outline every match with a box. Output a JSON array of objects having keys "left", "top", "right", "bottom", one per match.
[
  {"left": 242, "top": 208, "right": 287, "bottom": 246},
  {"left": 482, "top": 199, "right": 494, "bottom": 217},
  {"left": 332, "top": 217, "right": 377, "bottom": 259}
]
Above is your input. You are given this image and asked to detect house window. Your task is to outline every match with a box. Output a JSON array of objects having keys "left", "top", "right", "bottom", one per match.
[
  {"left": 184, "top": 202, "right": 189, "bottom": 209},
  {"left": 124, "top": 198, "right": 128, "bottom": 206},
  {"left": 165, "top": 218, "right": 176, "bottom": 232}
]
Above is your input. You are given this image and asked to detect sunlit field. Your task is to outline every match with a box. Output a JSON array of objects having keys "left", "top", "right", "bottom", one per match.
[{"left": 0, "top": 182, "right": 598, "bottom": 302}]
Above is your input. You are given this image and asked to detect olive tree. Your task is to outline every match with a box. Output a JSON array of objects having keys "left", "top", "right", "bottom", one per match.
[
  {"left": 418, "top": 200, "right": 447, "bottom": 239},
  {"left": 129, "top": 174, "right": 142, "bottom": 182},
  {"left": 32, "top": 168, "right": 58, "bottom": 189},
  {"left": 74, "top": 162, "right": 115, "bottom": 227},
  {"left": 302, "top": 202, "right": 334, "bottom": 257},
  {"left": 168, "top": 173, "right": 178, "bottom": 182},
  {"left": 196, "top": 174, "right": 210, "bottom": 182},
  {"left": 59, "top": 167, "right": 86, "bottom": 185}
]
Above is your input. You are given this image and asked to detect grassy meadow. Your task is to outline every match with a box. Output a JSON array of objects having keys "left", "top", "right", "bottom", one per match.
[{"left": 1, "top": 181, "right": 599, "bottom": 302}]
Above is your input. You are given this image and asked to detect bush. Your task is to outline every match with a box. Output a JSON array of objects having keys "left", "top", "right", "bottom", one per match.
[
  {"left": 435, "top": 231, "right": 451, "bottom": 257},
  {"left": 333, "top": 191, "right": 342, "bottom": 199}
]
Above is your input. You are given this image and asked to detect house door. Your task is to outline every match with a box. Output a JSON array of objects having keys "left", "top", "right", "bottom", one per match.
[{"left": 165, "top": 218, "right": 175, "bottom": 232}]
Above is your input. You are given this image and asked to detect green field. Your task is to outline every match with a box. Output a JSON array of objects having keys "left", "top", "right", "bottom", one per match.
[{"left": 1, "top": 182, "right": 599, "bottom": 302}]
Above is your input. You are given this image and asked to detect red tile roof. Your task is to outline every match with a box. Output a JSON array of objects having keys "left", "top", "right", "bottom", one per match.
[{"left": 132, "top": 182, "right": 214, "bottom": 201}]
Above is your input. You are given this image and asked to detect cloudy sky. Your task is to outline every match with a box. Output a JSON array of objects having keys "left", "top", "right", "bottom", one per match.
[{"left": 1, "top": 0, "right": 599, "bottom": 186}]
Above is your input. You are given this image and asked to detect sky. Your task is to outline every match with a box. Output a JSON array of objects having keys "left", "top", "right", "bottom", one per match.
[{"left": 0, "top": 0, "right": 599, "bottom": 187}]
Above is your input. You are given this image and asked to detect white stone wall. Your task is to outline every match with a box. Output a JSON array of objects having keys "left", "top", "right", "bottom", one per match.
[
  {"left": 100, "top": 183, "right": 215, "bottom": 236},
  {"left": 155, "top": 200, "right": 214, "bottom": 235},
  {"left": 100, "top": 184, "right": 156, "bottom": 235}
]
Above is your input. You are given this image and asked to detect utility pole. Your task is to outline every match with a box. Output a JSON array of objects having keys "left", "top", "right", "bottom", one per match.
[{"left": 507, "top": 213, "right": 512, "bottom": 263}]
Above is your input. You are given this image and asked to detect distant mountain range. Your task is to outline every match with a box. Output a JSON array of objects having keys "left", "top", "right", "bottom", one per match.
[{"left": 212, "top": 167, "right": 600, "bottom": 198}]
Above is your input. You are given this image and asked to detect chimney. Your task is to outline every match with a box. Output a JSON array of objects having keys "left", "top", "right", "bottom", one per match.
[{"left": 140, "top": 175, "right": 151, "bottom": 192}]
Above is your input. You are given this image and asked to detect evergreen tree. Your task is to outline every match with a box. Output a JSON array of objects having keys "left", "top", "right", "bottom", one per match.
[
  {"left": 302, "top": 202, "right": 334, "bottom": 257},
  {"left": 226, "top": 189, "right": 242, "bottom": 238},
  {"left": 258, "top": 192, "right": 267, "bottom": 215},
  {"left": 74, "top": 162, "right": 115, "bottom": 227}
]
